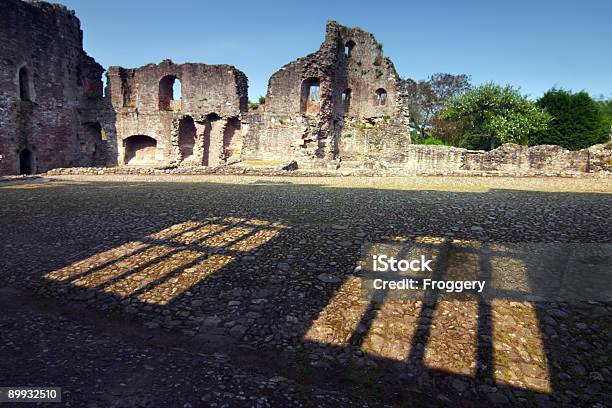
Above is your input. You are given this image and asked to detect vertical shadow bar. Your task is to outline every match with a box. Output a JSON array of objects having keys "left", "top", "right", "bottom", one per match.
[
  {"left": 476, "top": 243, "right": 494, "bottom": 383},
  {"left": 405, "top": 239, "right": 450, "bottom": 373}
]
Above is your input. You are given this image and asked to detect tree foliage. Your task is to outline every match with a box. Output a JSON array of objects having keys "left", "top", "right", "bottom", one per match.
[
  {"left": 532, "top": 89, "right": 610, "bottom": 150},
  {"left": 402, "top": 73, "right": 471, "bottom": 144},
  {"left": 596, "top": 97, "right": 612, "bottom": 143},
  {"left": 441, "top": 83, "right": 551, "bottom": 150}
]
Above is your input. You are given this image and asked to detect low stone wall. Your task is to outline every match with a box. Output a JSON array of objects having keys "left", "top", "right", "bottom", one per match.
[
  {"left": 587, "top": 143, "right": 612, "bottom": 172},
  {"left": 367, "top": 143, "right": 611, "bottom": 174},
  {"left": 44, "top": 143, "right": 612, "bottom": 177},
  {"left": 463, "top": 144, "right": 591, "bottom": 172}
]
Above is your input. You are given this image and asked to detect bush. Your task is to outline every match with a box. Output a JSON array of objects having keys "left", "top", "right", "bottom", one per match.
[{"left": 422, "top": 136, "right": 446, "bottom": 145}]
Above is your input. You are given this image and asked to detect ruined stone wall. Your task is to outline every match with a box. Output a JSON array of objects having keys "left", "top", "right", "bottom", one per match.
[
  {"left": 0, "top": 0, "right": 109, "bottom": 175},
  {"left": 357, "top": 143, "right": 610, "bottom": 173},
  {"left": 242, "top": 21, "right": 410, "bottom": 167},
  {"left": 1, "top": 2, "right": 608, "bottom": 177},
  {"left": 106, "top": 60, "right": 248, "bottom": 167},
  {"left": 463, "top": 144, "right": 591, "bottom": 172}
]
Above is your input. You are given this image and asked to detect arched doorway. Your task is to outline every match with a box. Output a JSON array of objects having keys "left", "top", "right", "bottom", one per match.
[
  {"left": 203, "top": 113, "right": 221, "bottom": 166},
  {"left": 124, "top": 135, "right": 157, "bottom": 165},
  {"left": 80, "top": 122, "right": 104, "bottom": 166},
  {"left": 178, "top": 116, "right": 196, "bottom": 162},
  {"left": 19, "top": 148, "right": 33, "bottom": 174}
]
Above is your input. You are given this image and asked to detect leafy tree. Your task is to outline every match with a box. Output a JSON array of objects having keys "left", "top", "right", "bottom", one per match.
[
  {"left": 430, "top": 114, "right": 463, "bottom": 145},
  {"left": 532, "top": 89, "right": 609, "bottom": 150},
  {"left": 441, "top": 83, "right": 551, "bottom": 150},
  {"left": 402, "top": 73, "right": 471, "bottom": 143}
]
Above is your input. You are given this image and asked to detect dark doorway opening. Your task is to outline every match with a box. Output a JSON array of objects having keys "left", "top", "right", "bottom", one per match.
[
  {"left": 19, "top": 148, "right": 33, "bottom": 174},
  {"left": 178, "top": 116, "right": 196, "bottom": 162}
]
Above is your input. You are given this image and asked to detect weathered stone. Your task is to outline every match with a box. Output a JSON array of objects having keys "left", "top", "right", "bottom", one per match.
[
  {"left": 106, "top": 60, "right": 247, "bottom": 168},
  {"left": 0, "top": 0, "right": 109, "bottom": 175},
  {"left": 1, "top": 3, "right": 610, "bottom": 176},
  {"left": 242, "top": 21, "right": 411, "bottom": 168}
]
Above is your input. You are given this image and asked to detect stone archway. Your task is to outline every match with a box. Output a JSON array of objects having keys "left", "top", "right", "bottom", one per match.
[
  {"left": 178, "top": 116, "right": 196, "bottom": 162},
  {"left": 124, "top": 135, "right": 157, "bottom": 165}
]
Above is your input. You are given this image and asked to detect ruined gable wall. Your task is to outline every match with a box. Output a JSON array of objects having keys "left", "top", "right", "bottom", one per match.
[
  {"left": 242, "top": 21, "right": 410, "bottom": 167},
  {"left": 332, "top": 24, "right": 411, "bottom": 165},
  {"left": 107, "top": 60, "right": 248, "bottom": 167},
  {"left": 0, "top": 0, "right": 107, "bottom": 175}
]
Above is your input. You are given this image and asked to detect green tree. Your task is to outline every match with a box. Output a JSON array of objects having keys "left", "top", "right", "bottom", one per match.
[
  {"left": 441, "top": 83, "right": 550, "bottom": 150},
  {"left": 532, "top": 89, "right": 609, "bottom": 150},
  {"left": 402, "top": 73, "right": 471, "bottom": 144}
]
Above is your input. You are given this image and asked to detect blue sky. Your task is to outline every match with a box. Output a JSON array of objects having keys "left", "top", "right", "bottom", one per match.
[{"left": 60, "top": 0, "right": 612, "bottom": 101}]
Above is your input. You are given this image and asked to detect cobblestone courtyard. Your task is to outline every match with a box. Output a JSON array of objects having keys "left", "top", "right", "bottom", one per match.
[{"left": 1, "top": 175, "right": 610, "bottom": 407}]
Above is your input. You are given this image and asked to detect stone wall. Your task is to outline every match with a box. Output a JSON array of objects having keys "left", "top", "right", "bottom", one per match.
[
  {"left": 242, "top": 21, "right": 411, "bottom": 167},
  {"left": 106, "top": 60, "right": 248, "bottom": 167},
  {"left": 1, "top": 2, "right": 610, "bottom": 177},
  {"left": 361, "top": 143, "right": 611, "bottom": 173},
  {"left": 463, "top": 144, "right": 591, "bottom": 172},
  {"left": 0, "top": 0, "right": 110, "bottom": 175}
]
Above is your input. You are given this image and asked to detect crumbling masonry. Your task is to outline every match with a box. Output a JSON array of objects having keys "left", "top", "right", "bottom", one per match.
[
  {"left": 242, "top": 21, "right": 411, "bottom": 168},
  {"left": 106, "top": 61, "right": 247, "bottom": 167},
  {"left": 0, "top": 0, "right": 108, "bottom": 175},
  {"left": 0, "top": 0, "right": 610, "bottom": 175}
]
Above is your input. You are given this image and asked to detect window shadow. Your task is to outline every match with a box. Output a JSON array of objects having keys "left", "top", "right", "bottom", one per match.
[{"left": 1, "top": 179, "right": 609, "bottom": 405}]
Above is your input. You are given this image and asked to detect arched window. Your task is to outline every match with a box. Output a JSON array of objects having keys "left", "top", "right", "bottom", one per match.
[
  {"left": 159, "top": 75, "right": 181, "bottom": 111},
  {"left": 341, "top": 89, "right": 351, "bottom": 110},
  {"left": 375, "top": 88, "right": 387, "bottom": 106},
  {"left": 19, "top": 66, "right": 32, "bottom": 101},
  {"left": 300, "top": 77, "right": 321, "bottom": 113},
  {"left": 344, "top": 41, "right": 355, "bottom": 58}
]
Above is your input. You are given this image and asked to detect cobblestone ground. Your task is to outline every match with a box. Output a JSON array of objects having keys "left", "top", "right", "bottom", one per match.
[{"left": 0, "top": 175, "right": 610, "bottom": 407}]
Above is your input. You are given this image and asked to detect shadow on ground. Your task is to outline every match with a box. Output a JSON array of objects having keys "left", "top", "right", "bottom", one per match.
[{"left": 0, "top": 178, "right": 609, "bottom": 406}]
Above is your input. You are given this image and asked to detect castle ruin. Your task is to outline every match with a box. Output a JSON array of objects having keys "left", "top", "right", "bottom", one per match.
[
  {"left": 106, "top": 61, "right": 247, "bottom": 167},
  {"left": 0, "top": 0, "right": 610, "bottom": 176},
  {"left": 0, "top": 0, "right": 107, "bottom": 175},
  {"left": 242, "top": 21, "right": 411, "bottom": 168}
]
